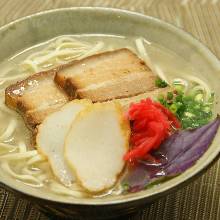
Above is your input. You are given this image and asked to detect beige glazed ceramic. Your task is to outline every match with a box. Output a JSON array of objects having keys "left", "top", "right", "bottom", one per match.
[{"left": 0, "top": 7, "right": 220, "bottom": 219}]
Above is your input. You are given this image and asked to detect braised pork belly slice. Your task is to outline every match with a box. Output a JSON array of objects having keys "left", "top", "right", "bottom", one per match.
[
  {"left": 55, "top": 48, "right": 157, "bottom": 102},
  {"left": 5, "top": 70, "right": 69, "bottom": 130}
]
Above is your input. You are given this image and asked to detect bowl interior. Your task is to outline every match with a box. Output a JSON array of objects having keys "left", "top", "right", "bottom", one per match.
[{"left": 0, "top": 7, "right": 220, "bottom": 205}]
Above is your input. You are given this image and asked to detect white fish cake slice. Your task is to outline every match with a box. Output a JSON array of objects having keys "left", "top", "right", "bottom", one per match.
[
  {"left": 64, "top": 102, "right": 130, "bottom": 193},
  {"left": 36, "top": 99, "right": 91, "bottom": 186}
]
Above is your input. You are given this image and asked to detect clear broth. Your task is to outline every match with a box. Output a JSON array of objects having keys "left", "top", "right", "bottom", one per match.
[{"left": 0, "top": 34, "right": 204, "bottom": 198}]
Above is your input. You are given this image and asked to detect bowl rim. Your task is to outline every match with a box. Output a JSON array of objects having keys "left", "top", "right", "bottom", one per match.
[{"left": 0, "top": 6, "right": 220, "bottom": 206}]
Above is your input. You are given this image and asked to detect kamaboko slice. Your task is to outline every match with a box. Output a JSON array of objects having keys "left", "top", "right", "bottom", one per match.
[
  {"left": 36, "top": 99, "right": 91, "bottom": 186},
  {"left": 65, "top": 102, "right": 130, "bottom": 193}
]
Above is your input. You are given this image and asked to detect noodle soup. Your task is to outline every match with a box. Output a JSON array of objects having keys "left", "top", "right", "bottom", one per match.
[{"left": 0, "top": 34, "right": 216, "bottom": 199}]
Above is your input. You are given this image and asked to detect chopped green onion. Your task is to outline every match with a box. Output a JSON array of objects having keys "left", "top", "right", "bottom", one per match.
[
  {"left": 155, "top": 78, "right": 168, "bottom": 88},
  {"left": 194, "top": 93, "right": 203, "bottom": 102},
  {"left": 122, "top": 183, "right": 129, "bottom": 191},
  {"left": 203, "top": 106, "right": 210, "bottom": 113},
  {"left": 184, "top": 112, "right": 194, "bottom": 118},
  {"left": 167, "top": 92, "right": 173, "bottom": 100},
  {"left": 174, "top": 85, "right": 184, "bottom": 94},
  {"left": 158, "top": 89, "right": 214, "bottom": 129},
  {"left": 170, "top": 104, "right": 178, "bottom": 113}
]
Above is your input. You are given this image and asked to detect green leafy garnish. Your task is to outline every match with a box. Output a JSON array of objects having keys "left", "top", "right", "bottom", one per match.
[
  {"left": 158, "top": 90, "right": 214, "bottom": 129},
  {"left": 155, "top": 78, "right": 168, "bottom": 88}
]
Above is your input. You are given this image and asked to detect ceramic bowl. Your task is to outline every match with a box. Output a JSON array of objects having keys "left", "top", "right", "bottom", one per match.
[{"left": 0, "top": 7, "right": 220, "bottom": 219}]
